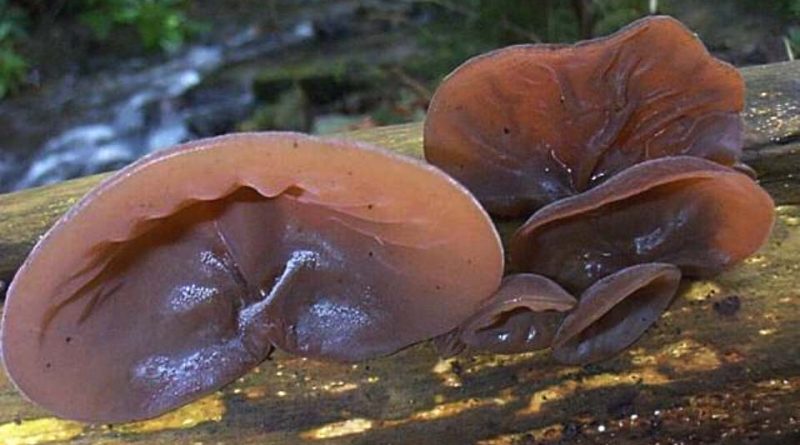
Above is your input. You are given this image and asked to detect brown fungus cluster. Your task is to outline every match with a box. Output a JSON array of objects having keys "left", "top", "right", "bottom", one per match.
[
  {"left": 425, "top": 17, "right": 774, "bottom": 364},
  {"left": 0, "top": 15, "right": 777, "bottom": 425}
]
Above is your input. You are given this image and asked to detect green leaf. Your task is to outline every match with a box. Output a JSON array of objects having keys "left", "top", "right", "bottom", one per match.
[
  {"left": 77, "top": 0, "right": 202, "bottom": 53},
  {"left": 79, "top": 10, "right": 113, "bottom": 39},
  {"left": 0, "top": 43, "right": 28, "bottom": 99}
]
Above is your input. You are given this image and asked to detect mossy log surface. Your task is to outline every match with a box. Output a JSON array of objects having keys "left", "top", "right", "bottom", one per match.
[{"left": 0, "top": 61, "right": 799, "bottom": 444}]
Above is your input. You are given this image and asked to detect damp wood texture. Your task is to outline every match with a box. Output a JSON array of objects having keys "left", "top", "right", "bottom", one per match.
[{"left": 0, "top": 60, "right": 799, "bottom": 444}]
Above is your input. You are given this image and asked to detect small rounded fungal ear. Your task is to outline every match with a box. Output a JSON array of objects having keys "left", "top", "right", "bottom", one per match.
[
  {"left": 510, "top": 156, "right": 774, "bottom": 293},
  {"left": 0, "top": 133, "right": 503, "bottom": 423},
  {"left": 424, "top": 16, "right": 744, "bottom": 217},
  {"left": 552, "top": 263, "right": 681, "bottom": 365},
  {"left": 456, "top": 274, "right": 576, "bottom": 354}
]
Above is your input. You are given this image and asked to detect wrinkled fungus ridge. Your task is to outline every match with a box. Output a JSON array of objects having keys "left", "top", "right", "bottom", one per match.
[{"left": 424, "top": 16, "right": 745, "bottom": 217}]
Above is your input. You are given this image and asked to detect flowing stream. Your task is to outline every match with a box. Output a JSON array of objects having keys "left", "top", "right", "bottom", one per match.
[{"left": 0, "top": 0, "right": 394, "bottom": 192}]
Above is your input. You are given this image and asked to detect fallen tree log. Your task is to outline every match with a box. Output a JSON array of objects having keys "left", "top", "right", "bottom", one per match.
[{"left": 0, "top": 61, "right": 799, "bottom": 444}]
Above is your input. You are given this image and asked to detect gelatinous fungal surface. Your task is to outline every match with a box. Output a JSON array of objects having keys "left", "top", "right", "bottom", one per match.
[
  {"left": 452, "top": 274, "right": 575, "bottom": 354},
  {"left": 511, "top": 156, "right": 774, "bottom": 293},
  {"left": 424, "top": 16, "right": 745, "bottom": 217},
  {"left": 0, "top": 133, "right": 503, "bottom": 423},
  {"left": 552, "top": 263, "right": 681, "bottom": 365}
]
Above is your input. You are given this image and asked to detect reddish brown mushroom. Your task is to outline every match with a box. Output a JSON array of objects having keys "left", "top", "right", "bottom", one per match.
[
  {"left": 552, "top": 263, "right": 681, "bottom": 365},
  {"left": 510, "top": 156, "right": 774, "bottom": 293},
  {"left": 424, "top": 16, "right": 744, "bottom": 217},
  {"left": 0, "top": 133, "right": 503, "bottom": 423},
  {"left": 444, "top": 274, "right": 576, "bottom": 355}
]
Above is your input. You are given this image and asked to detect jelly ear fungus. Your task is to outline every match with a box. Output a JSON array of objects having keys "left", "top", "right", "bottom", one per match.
[
  {"left": 510, "top": 156, "right": 775, "bottom": 293},
  {"left": 444, "top": 274, "right": 576, "bottom": 355},
  {"left": 503, "top": 156, "right": 773, "bottom": 364},
  {"left": 424, "top": 15, "right": 773, "bottom": 366},
  {"left": 424, "top": 16, "right": 745, "bottom": 217},
  {"left": 551, "top": 263, "right": 681, "bottom": 365},
  {"left": 0, "top": 133, "right": 503, "bottom": 423}
]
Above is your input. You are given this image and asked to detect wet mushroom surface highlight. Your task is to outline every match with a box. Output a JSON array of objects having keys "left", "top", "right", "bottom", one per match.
[
  {"left": 424, "top": 15, "right": 745, "bottom": 217},
  {"left": 551, "top": 262, "right": 682, "bottom": 365},
  {"left": 510, "top": 156, "right": 775, "bottom": 294},
  {"left": 0, "top": 132, "right": 504, "bottom": 423}
]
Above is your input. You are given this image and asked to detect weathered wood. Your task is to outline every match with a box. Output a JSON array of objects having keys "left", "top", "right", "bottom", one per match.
[
  {"left": 740, "top": 61, "right": 800, "bottom": 205},
  {"left": 0, "top": 62, "right": 799, "bottom": 444},
  {"left": 1, "top": 209, "right": 798, "bottom": 444},
  {"left": 0, "top": 62, "right": 799, "bottom": 291}
]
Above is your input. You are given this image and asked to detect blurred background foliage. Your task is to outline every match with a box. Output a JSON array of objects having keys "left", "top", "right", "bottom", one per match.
[
  {"left": 0, "top": 0, "right": 29, "bottom": 98},
  {"left": 409, "top": 0, "right": 800, "bottom": 79},
  {"left": 78, "top": 0, "right": 203, "bottom": 52},
  {"left": 0, "top": 0, "right": 202, "bottom": 98},
  {"left": 405, "top": 0, "right": 650, "bottom": 80},
  {"left": 0, "top": 0, "right": 799, "bottom": 191},
  {"left": 1, "top": 0, "right": 799, "bottom": 98}
]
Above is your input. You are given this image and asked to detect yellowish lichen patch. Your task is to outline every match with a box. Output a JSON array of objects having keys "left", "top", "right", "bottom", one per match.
[
  {"left": 682, "top": 280, "right": 722, "bottom": 301},
  {"left": 301, "top": 418, "right": 374, "bottom": 439},
  {"left": 555, "top": 366, "right": 584, "bottom": 377},
  {"left": 321, "top": 381, "right": 359, "bottom": 394},
  {"left": 0, "top": 417, "right": 84, "bottom": 445},
  {"left": 782, "top": 215, "right": 800, "bottom": 227},
  {"left": 301, "top": 393, "right": 515, "bottom": 439},
  {"left": 518, "top": 368, "right": 670, "bottom": 416},
  {"left": 431, "top": 357, "right": 462, "bottom": 387},
  {"left": 115, "top": 392, "right": 225, "bottom": 434},
  {"left": 746, "top": 254, "right": 768, "bottom": 265},
  {"left": 463, "top": 352, "right": 539, "bottom": 374},
  {"left": 657, "top": 339, "right": 722, "bottom": 372},
  {"left": 636, "top": 367, "right": 672, "bottom": 385},
  {"left": 520, "top": 380, "right": 579, "bottom": 415},
  {"left": 628, "top": 347, "right": 657, "bottom": 366},
  {"left": 405, "top": 397, "right": 512, "bottom": 422},
  {"left": 756, "top": 376, "right": 799, "bottom": 393},
  {"left": 582, "top": 369, "right": 670, "bottom": 388}
]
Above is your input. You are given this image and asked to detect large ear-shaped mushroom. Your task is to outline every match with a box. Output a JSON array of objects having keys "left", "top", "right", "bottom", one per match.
[
  {"left": 511, "top": 156, "right": 774, "bottom": 293},
  {"left": 552, "top": 263, "right": 681, "bottom": 365},
  {"left": 0, "top": 133, "right": 503, "bottom": 423},
  {"left": 454, "top": 274, "right": 576, "bottom": 354},
  {"left": 424, "top": 16, "right": 744, "bottom": 217}
]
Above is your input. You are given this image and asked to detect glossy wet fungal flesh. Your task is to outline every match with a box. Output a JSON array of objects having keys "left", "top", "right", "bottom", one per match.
[
  {"left": 0, "top": 133, "right": 503, "bottom": 423},
  {"left": 552, "top": 263, "right": 681, "bottom": 365},
  {"left": 424, "top": 16, "right": 744, "bottom": 217},
  {"left": 454, "top": 274, "right": 576, "bottom": 354},
  {"left": 511, "top": 157, "right": 775, "bottom": 293}
]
